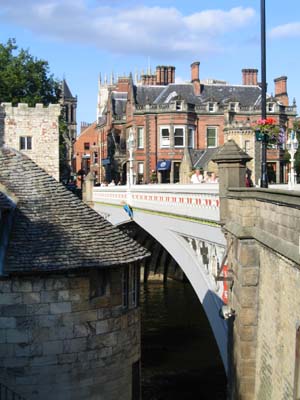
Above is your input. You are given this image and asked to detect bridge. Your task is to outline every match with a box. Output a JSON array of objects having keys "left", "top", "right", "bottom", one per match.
[
  {"left": 85, "top": 139, "right": 300, "bottom": 399},
  {"left": 92, "top": 183, "right": 229, "bottom": 370}
]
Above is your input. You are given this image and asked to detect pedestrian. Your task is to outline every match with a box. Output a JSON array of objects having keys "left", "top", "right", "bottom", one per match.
[{"left": 191, "top": 167, "right": 204, "bottom": 184}]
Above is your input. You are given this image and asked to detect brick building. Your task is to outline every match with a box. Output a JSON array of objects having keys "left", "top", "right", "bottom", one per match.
[
  {"left": 74, "top": 61, "right": 297, "bottom": 185},
  {"left": 73, "top": 122, "right": 99, "bottom": 186}
]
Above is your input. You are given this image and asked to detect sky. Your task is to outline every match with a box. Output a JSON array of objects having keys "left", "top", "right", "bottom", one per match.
[{"left": 0, "top": 0, "right": 300, "bottom": 130}]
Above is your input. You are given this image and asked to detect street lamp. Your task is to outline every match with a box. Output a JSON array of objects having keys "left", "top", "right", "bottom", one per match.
[
  {"left": 260, "top": 0, "right": 268, "bottom": 188},
  {"left": 286, "top": 130, "right": 298, "bottom": 190},
  {"left": 127, "top": 128, "right": 135, "bottom": 188}
]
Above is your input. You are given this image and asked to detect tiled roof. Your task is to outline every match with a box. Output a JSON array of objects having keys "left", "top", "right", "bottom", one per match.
[
  {"left": 190, "top": 148, "right": 220, "bottom": 170},
  {"left": 199, "top": 84, "right": 262, "bottom": 107},
  {"left": 135, "top": 86, "right": 165, "bottom": 105},
  {"left": 112, "top": 92, "right": 127, "bottom": 119},
  {"left": 154, "top": 83, "right": 201, "bottom": 105},
  {"left": 0, "top": 147, "right": 149, "bottom": 274}
]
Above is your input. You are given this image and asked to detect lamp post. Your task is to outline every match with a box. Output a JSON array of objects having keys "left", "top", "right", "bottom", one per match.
[
  {"left": 286, "top": 130, "right": 299, "bottom": 190},
  {"left": 260, "top": 0, "right": 268, "bottom": 188},
  {"left": 127, "top": 128, "right": 135, "bottom": 188}
]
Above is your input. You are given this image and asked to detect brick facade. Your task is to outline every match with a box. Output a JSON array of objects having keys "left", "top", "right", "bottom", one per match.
[
  {"left": 90, "top": 62, "right": 296, "bottom": 185},
  {"left": 0, "top": 103, "right": 61, "bottom": 180}
]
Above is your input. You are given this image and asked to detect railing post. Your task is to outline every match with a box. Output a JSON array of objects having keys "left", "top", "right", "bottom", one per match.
[{"left": 212, "top": 140, "right": 252, "bottom": 224}]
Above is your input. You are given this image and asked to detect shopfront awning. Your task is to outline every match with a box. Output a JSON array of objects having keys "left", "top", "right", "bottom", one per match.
[{"left": 157, "top": 160, "right": 171, "bottom": 171}]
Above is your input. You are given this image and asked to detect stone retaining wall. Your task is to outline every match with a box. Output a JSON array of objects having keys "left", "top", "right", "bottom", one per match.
[
  {"left": 225, "top": 189, "right": 300, "bottom": 399},
  {"left": 0, "top": 267, "right": 140, "bottom": 400}
]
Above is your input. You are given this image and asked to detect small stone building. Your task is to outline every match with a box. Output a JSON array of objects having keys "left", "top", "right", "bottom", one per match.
[
  {"left": 0, "top": 103, "right": 61, "bottom": 180},
  {"left": 0, "top": 147, "right": 149, "bottom": 400}
]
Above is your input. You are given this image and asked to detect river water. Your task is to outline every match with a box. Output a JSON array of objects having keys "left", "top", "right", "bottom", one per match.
[{"left": 140, "top": 280, "right": 227, "bottom": 400}]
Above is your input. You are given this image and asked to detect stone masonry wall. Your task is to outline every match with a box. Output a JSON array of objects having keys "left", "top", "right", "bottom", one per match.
[
  {"left": 0, "top": 267, "right": 140, "bottom": 400},
  {"left": 1, "top": 103, "right": 61, "bottom": 180},
  {"left": 225, "top": 189, "right": 300, "bottom": 400}
]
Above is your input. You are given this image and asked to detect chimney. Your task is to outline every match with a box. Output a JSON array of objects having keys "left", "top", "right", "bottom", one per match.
[
  {"left": 274, "top": 76, "right": 288, "bottom": 106},
  {"left": 155, "top": 66, "right": 175, "bottom": 85},
  {"left": 171, "top": 67, "right": 175, "bottom": 84},
  {"left": 167, "top": 67, "right": 173, "bottom": 84},
  {"left": 156, "top": 66, "right": 161, "bottom": 85},
  {"left": 242, "top": 69, "right": 258, "bottom": 85},
  {"left": 243, "top": 69, "right": 258, "bottom": 85},
  {"left": 191, "top": 61, "right": 200, "bottom": 95}
]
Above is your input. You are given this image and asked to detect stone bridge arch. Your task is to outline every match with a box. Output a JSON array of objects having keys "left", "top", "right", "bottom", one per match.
[{"left": 117, "top": 209, "right": 229, "bottom": 371}]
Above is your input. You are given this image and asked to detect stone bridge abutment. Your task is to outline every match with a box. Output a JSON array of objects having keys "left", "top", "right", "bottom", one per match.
[{"left": 215, "top": 140, "right": 300, "bottom": 400}]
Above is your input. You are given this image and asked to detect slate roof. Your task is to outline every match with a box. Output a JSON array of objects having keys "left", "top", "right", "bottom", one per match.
[
  {"left": 0, "top": 147, "right": 149, "bottom": 274},
  {"left": 189, "top": 148, "right": 220, "bottom": 170},
  {"left": 111, "top": 92, "right": 127, "bottom": 119},
  {"left": 153, "top": 83, "right": 201, "bottom": 105},
  {"left": 199, "top": 84, "right": 262, "bottom": 107},
  {"left": 135, "top": 86, "right": 165, "bottom": 105},
  {"left": 134, "top": 82, "right": 264, "bottom": 108},
  {"left": 62, "top": 79, "right": 75, "bottom": 99}
]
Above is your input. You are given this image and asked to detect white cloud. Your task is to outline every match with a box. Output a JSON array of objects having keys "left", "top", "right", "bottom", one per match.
[
  {"left": 0, "top": 1, "right": 256, "bottom": 58},
  {"left": 270, "top": 22, "right": 300, "bottom": 39},
  {"left": 184, "top": 7, "right": 255, "bottom": 35}
]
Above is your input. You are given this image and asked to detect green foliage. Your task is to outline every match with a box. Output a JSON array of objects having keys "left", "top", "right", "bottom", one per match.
[{"left": 0, "top": 38, "right": 60, "bottom": 105}]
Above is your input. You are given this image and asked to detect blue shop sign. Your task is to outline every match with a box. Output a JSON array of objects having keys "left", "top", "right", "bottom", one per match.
[{"left": 157, "top": 160, "right": 171, "bottom": 171}]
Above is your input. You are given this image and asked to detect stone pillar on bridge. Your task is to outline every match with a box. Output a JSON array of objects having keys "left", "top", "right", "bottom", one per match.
[
  {"left": 82, "top": 171, "right": 95, "bottom": 207},
  {"left": 179, "top": 147, "right": 193, "bottom": 184},
  {"left": 212, "top": 139, "right": 252, "bottom": 224}
]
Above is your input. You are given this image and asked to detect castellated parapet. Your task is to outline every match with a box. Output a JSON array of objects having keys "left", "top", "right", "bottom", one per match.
[{"left": 1, "top": 103, "right": 61, "bottom": 180}]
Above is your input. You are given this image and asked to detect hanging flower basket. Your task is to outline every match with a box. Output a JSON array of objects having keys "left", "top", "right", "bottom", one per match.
[{"left": 253, "top": 118, "right": 284, "bottom": 145}]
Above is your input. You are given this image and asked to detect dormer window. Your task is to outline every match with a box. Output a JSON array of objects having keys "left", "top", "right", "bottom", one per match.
[
  {"left": 175, "top": 101, "right": 183, "bottom": 111},
  {"left": 229, "top": 102, "right": 237, "bottom": 112},
  {"left": 267, "top": 103, "right": 274, "bottom": 112},
  {"left": 208, "top": 102, "right": 216, "bottom": 112}
]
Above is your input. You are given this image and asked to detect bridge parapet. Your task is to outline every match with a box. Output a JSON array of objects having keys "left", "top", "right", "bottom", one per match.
[{"left": 93, "top": 184, "right": 220, "bottom": 222}]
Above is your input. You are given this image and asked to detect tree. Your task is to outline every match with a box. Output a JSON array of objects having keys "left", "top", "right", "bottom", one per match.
[
  {"left": 0, "top": 38, "right": 60, "bottom": 105},
  {"left": 0, "top": 38, "right": 73, "bottom": 182}
]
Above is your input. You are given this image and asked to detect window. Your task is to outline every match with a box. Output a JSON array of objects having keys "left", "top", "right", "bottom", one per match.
[
  {"left": 267, "top": 103, "right": 274, "bottom": 112},
  {"left": 122, "top": 264, "right": 139, "bottom": 309},
  {"left": 130, "top": 264, "right": 138, "bottom": 307},
  {"left": 174, "top": 127, "right": 184, "bottom": 147},
  {"left": 160, "top": 127, "right": 170, "bottom": 148},
  {"left": 19, "top": 136, "right": 32, "bottom": 150},
  {"left": 84, "top": 142, "right": 90, "bottom": 150},
  {"left": 188, "top": 127, "right": 195, "bottom": 148},
  {"left": 137, "top": 127, "right": 144, "bottom": 149},
  {"left": 208, "top": 102, "right": 215, "bottom": 112},
  {"left": 229, "top": 102, "right": 237, "bottom": 112},
  {"left": 93, "top": 152, "right": 98, "bottom": 164},
  {"left": 244, "top": 140, "right": 251, "bottom": 154},
  {"left": 122, "top": 267, "right": 129, "bottom": 308},
  {"left": 137, "top": 162, "right": 144, "bottom": 184},
  {"left": 206, "top": 127, "right": 218, "bottom": 148},
  {"left": 176, "top": 101, "right": 182, "bottom": 111},
  {"left": 89, "top": 270, "right": 108, "bottom": 299}
]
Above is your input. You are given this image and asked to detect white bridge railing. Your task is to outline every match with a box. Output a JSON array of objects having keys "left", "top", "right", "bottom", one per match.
[{"left": 93, "top": 184, "right": 220, "bottom": 222}]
